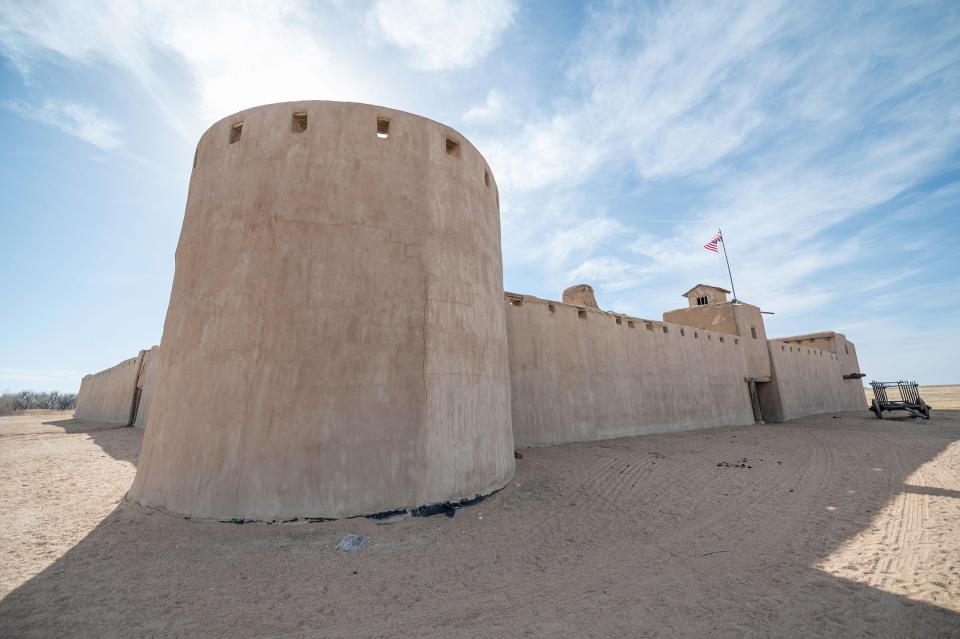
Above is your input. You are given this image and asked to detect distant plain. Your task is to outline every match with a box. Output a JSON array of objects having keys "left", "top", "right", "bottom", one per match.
[{"left": 865, "top": 384, "right": 960, "bottom": 410}]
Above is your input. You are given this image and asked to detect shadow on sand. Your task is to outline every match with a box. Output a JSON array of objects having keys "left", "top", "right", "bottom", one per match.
[
  {"left": 0, "top": 414, "right": 139, "bottom": 466},
  {"left": 1, "top": 413, "right": 959, "bottom": 637},
  {"left": 42, "top": 418, "right": 141, "bottom": 466}
]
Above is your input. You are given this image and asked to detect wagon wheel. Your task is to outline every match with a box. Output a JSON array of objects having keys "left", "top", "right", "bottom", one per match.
[{"left": 870, "top": 399, "right": 883, "bottom": 419}]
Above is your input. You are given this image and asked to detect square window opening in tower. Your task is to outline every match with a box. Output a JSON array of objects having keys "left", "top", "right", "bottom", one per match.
[
  {"left": 229, "top": 122, "right": 243, "bottom": 144},
  {"left": 292, "top": 112, "right": 308, "bottom": 132}
]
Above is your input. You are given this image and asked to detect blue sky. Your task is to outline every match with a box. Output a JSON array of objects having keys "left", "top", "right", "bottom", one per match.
[{"left": 1, "top": 0, "right": 958, "bottom": 391}]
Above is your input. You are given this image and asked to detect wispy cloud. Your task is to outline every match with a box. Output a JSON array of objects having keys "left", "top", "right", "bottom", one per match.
[
  {"left": 0, "top": 0, "right": 956, "bottom": 382},
  {"left": 482, "top": 1, "right": 794, "bottom": 192},
  {"left": 366, "top": 0, "right": 517, "bottom": 71},
  {"left": 569, "top": 256, "right": 648, "bottom": 294},
  {"left": 0, "top": 1, "right": 518, "bottom": 135},
  {"left": 151, "top": 2, "right": 374, "bottom": 122},
  {"left": 4, "top": 99, "right": 123, "bottom": 150},
  {"left": 482, "top": 0, "right": 960, "bottom": 323},
  {"left": 545, "top": 217, "right": 625, "bottom": 272},
  {"left": 856, "top": 268, "right": 922, "bottom": 293},
  {"left": 0, "top": 1, "right": 400, "bottom": 136},
  {"left": 464, "top": 89, "right": 505, "bottom": 122}
]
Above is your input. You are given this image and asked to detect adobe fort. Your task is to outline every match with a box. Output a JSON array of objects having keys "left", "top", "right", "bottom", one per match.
[{"left": 74, "top": 101, "right": 865, "bottom": 522}]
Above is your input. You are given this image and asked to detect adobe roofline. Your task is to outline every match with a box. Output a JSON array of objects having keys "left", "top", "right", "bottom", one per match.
[
  {"left": 772, "top": 331, "right": 839, "bottom": 342},
  {"left": 681, "top": 283, "right": 731, "bottom": 297}
]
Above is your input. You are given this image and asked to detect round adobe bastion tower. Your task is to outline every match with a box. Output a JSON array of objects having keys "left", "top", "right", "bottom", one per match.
[{"left": 129, "top": 101, "right": 515, "bottom": 520}]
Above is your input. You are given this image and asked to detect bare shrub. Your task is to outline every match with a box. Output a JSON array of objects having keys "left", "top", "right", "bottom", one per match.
[{"left": 0, "top": 391, "right": 77, "bottom": 416}]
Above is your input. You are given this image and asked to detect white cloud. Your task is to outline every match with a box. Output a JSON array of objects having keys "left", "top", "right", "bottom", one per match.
[
  {"left": 569, "top": 256, "right": 649, "bottom": 293},
  {"left": 544, "top": 217, "right": 625, "bottom": 270},
  {"left": 150, "top": 2, "right": 373, "bottom": 122},
  {"left": 366, "top": 0, "right": 516, "bottom": 71},
  {"left": 0, "top": 1, "right": 387, "bottom": 137},
  {"left": 482, "top": 1, "right": 793, "bottom": 192},
  {"left": 1, "top": 0, "right": 957, "bottom": 379},
  {"left": 485, "top": 113, "right": 605, "bottom": 191},
  {"left": 4, "top": 99, "right": 123, "bottom": 150},
  {"left": 464, "top": 89, "right": 504, "bottom": 121},
  {"left": 489, "top": 0, "right": 960, "bottom": 322}
]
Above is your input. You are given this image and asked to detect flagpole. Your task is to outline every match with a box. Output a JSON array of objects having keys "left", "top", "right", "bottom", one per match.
[{"left": 718, "top": 228, "right": 738, "bottom": 302}]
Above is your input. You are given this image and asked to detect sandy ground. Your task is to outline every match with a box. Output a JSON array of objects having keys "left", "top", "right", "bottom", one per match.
[{"left": 1, "top": 409, "right": 958, "bottom": 638}]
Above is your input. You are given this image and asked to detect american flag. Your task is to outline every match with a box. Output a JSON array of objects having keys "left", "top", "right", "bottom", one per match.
[{"left": 704, "top": 231, "right": 722, "bottom": 253}]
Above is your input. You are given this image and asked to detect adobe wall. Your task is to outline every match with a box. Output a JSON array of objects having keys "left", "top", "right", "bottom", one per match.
[
  {"left": 506, "top": 294, "right": 756, "bottom": 447},
  {"left": 74, "top": 354, "right": 142, "bottom": 425},
  {"left": 833, "top": 335, "right": 867, "bottom": 409},
  {"left": 758, "top": 340, "right": 866, "bottom": 422},
  {"left": 133, "top": 346, "right": 160, "bottom": 429},
  {"left": 771, "top": 332, "right": 866, "bottom": 414},
  {"left": 129, "top": 101, "right": 514, "bottom": 521},
  {"left": 663, "top": 302, "right": 739, "bottom": 334},
  {"left": 662, "top": 302, "right": 770, "bottom": 381}
]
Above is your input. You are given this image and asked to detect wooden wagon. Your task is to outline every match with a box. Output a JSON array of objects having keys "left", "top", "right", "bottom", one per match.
[{"left": 869, "top": 381, "right": 931, "bottom": 419}]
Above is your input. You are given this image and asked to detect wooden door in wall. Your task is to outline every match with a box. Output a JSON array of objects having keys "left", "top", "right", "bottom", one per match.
[{"left": 747, "top": 380, "right": 764, "bottom": 424}]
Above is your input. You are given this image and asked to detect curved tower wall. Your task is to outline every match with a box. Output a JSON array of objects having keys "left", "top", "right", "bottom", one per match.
[{"left": 129, "top": 101, "right": 514, "bottom": 520}]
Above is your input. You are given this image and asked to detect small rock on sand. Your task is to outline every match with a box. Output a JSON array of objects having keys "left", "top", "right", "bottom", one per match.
[{"left": 336, "top": 533, "right": 368, "bottom": 553}]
